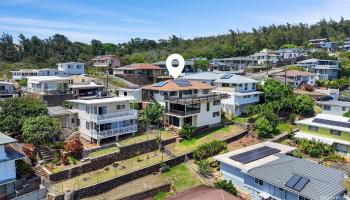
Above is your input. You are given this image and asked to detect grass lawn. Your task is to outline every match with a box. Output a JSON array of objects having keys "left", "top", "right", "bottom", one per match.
[
  {"left": 119, "top": 131, "right": 175, "bottom": 147},
  {"left": 169, "top": 125, "right": 243, "bottom": 155},
  {"left": 89, "top": 146, "right": 119, "bottom": 158},
  {"left": 276, "top": 123, "right": 295, "bottom": 134},
  {"left": 232, "top": 116, "right": 248, "bottom": 123},
  {"left": 51, "top": 150, "right": 170, "bottom": 194},
  {"left": 161, "top": 164, "right": 201, "bottom": 192}
]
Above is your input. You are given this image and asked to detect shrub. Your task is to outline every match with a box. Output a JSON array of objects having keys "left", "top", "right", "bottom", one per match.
[
  {"left": 16, "top": 160, "right": 34, "bottom": 176},
  {"left": 60, "top": 154, "right": 69, "bottom": 165},
  {"left": 179, "top": 124, "right": 195, "bottom": 140},
  {"left": 160, "top": 163, "right": 170, "bottom": 173},
  {"left": 193, "top": 140, "right": 227, "bottom": 161},
  {"left": 68, "top": 156, "right": 78, "bottom": 165},
  {"left": 65, "top": 139, "right": 84, "bottom": 159},
  {"left": 52, "top": 151, "right": 61, "bottom": 165},
  {"left": 50, "top": 141, "right": 65, "bottom": 149},
  {"left": 288, "top": 113, "right": 296, "bottom": 124},
  {"left": 255, "top": 117, "right": 273, "bottom": 138},
  {"left": 214, "top": 180, "right": 237, "bottom": 195},
  {"left": 197, "top": 159, "right": 212, "bottom": 177},
  {"left": 292, "top": 150, "right": 303, "bottom": 158}
]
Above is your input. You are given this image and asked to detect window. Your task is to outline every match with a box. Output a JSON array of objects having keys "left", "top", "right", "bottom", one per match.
[
  {"left": 124, "top": 92, "right": 127, "bottom": 96},
  {"left": 203, "top": 89, "right": 209, "bottom": 94},
  {"left": 244, "top": 83, "right": 248, "bottom": 90},
  {"left": 86, "top": 122, "right": 90, "bottom": 130},
  {"left": 213, "top": 100, "right": 220, "bottom": 105},
  {"left": 278, "top": 187, "right": 284, "bottom": 191},
  {"left": 323, "top": 105, "right": 331, "bottom": 110},
  {"left": 71, "top": 118, "right": 75, "bottom": 124},
  {"left": 335, "top": 144, "right": 348, "bottom": 153},
  {"left": 239, "top": 84, "right": 242, "bottom": 87},
  {"left": 342, "top": 107, "right": 346, "bottom": 111},
  {"left": 254, "top": 94, "right": 259, "bottom": 97},
  {"left": 207, "top": 102, "right": 210, "bottom": 111},
  {"left": 308, "top": 126, "right": 318, "bottom": 131},
  {"left": 117, "top": 104, "right": 125, "bottom": 110},
  {"left": 213, "top": 111, "right": 220, "bottom": 117},
  {"left": 254, "top": 178, "right": 263, "bottom": 186},
  {"left": 222, "top": 83, "right": 229, "bottom": 87},
  {"left": 86, "top": 106, "right": 90, "bottom": 114},
  {"left": 330, "top": 130, "right": 341, "bottom": 136}
]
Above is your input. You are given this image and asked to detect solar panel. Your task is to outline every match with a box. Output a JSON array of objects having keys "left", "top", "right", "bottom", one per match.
[
  {"left": 312, "top": 118, "right": 350, "bottom": 128},
  {"left": 173, "top": 79, "right": 192, "bottom": 87},
  {"left": 220, "top": 73, "right": 233, "bottom": 79},
  {"left": 229, "top": 146, "right": 281, "bottom": 164},
  {"left": 285, "top": 175, "right": 309, "bottom": 192},
  {"left": 153, "top": 81, "right": 167, "bottom": 87}
]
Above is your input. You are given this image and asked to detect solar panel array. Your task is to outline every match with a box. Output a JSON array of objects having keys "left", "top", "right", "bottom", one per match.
[
  {"left": 173, "top": 79, "right": 192, "bottom": 87},
  {"left": 220, "top": 73, "right": 233, "bottom": 79},
  {"left": 153, "top": 81, "right": 167, "bottom": 87},
  {"left": 285, "top": 175, "right": 310, "bottom": 192},
  {"left": 229, "top": 146, "right": 281, "bottom": 164},
  {"left": 312, "top": 118, "right": 350, "bottom": 128}
]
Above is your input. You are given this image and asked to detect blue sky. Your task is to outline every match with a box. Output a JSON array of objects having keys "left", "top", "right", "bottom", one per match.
[{"left": 0, "top": 0, "right": 349, "bottom": 44}]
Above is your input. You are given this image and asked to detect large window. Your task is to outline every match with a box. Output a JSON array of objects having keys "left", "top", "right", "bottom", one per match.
[
  {"left": 254, "top": 178, "right": 263, "bottom": 186},
  {"left": 98, "top": 106, "right": 107, "bottom": 115},
  {"left": 308, "top": 126, "right": 318, "bottom": 131},
  {"left": 117, "top": 104, "right": 125, "bottom": 110},
  {"left": 213, "top": 100, "right": 220, "bottom": 105},
  {"left": 323, "top": 105, "right": 331, "bottom": 110},
  {"left": 330, "top": 130, "right": 341, "bottom": 136},
  {"left": 213, "top": 112, "right": 220, "bottom": 117}
]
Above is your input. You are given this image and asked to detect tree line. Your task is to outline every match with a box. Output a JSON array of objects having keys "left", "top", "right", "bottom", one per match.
[{"left": 1, "top": 18, "right": 350, "bottom": 67}]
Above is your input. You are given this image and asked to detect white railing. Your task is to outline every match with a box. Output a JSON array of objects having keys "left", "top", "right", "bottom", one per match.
[
  {"left": 213, "top": 87, "right": 236, "bottom": 92},
  {"left": 89, "top": 110, "right": 138, "bottom": 122},
  {"left": 90, "top": 124, "right": 138, "bottom": 139}
]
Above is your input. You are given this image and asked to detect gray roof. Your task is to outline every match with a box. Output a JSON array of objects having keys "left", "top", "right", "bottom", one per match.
[
  {"left": 48, "top": 106, "right": 75, "bottom": 116},
  {"left": 0, "top": 133, "right": 17, "bottom": 145},
  {"left": 247, "top": 154, "right": 345, "bottom": 200},
  {"left": 153, "top": 60, "right": 194, "bottom": 66},
  {"left": 183, "top": 72, "right": 258, "bottom": 84},
  {"left": 316, "top": 100, "right": 350, "bottom": 107}
]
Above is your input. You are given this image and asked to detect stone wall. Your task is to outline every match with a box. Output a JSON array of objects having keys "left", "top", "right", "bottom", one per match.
[
  {"left": 119, "top": 184, "right": 171, "bottom": 200},
  {"left": 42, "top": 93, "right": 74, "bottom": 107},
  {"left": 45, "top": 137, "right": 176, "bottom": 182},
  {"left": 13, "top": 188, "right": 47, "bottom": 200}
]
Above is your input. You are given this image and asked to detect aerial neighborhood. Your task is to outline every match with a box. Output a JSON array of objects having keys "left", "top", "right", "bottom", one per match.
[{"left": 1, "top": 7, "right": 350, "bottom": 200}]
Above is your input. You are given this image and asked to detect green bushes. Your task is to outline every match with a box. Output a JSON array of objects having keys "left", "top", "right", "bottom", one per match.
[
  {"left": 296, "top": 139, "right": 333, "bottom": 158},
  {"left": 16, "top": 160, "right": 34, "bottom": 177},
  {"left": 179, "top": 124, "right": 195, "bottom": 140},
  {"left": 197, "top": 159, "right": 212, "bottom": 177},
  {"left": 193, "top": 140, "right": 227, "bottom": 161},
  {"left": 214, "top": 180, "right": 237, "bottom": 195},
  {"left": 255, "top": 117, "right": 273, "bottom": 138}
]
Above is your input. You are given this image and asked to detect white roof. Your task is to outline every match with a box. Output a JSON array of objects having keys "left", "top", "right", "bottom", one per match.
[
  {"left": 213, "top": 141, "right": 295, "bottom": 172},
  {"left": 296, "top": 113, "right": 350, "bottom": 132},
  {"left": 27, "top": 76, "right": 70, "bottom": 82},
  {"left": 118, "top": 88, "right": 142, "bottom": 91},
  {"left": 183, "top": 72, "right": 258, "bottom": 84},
  {"left": 316, "top": 100, "right": 350, "bottom": 107},
  {"left": 67, "top": 96, "right": 134, "bottom": 105},
  {"left": 68, "top": 82, "right": 104, "bottom": 89},
  {"left": 57, "top": 62, "right": 85, "bottom": 65}
]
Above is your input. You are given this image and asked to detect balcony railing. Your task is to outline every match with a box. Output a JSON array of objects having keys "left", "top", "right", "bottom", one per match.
[
  {"left": 89, "top": 110, "right": 138, "bottom": 122},
  {"left": 164, "top": 94, "right": 221, "bottom": 105},
  {"left": 213, "top": 87, "right": 236, "bottom": 93},
  {"left": 22, "top": 87, "right": 67, "bottom": 95},
  {"left": 90, "top": 124, "right": 138, "bottom": 139},
  {"left": 165, "top": 109, "right": 200, "bottom": 116}
]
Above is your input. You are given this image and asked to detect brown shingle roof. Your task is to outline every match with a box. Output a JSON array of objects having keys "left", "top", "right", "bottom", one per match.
[
  {"left": 142, "top": 79, "right": 214, "bottom": 91},
  {"left": 165, "top": 185, "right": 240, "bottom": 200}
]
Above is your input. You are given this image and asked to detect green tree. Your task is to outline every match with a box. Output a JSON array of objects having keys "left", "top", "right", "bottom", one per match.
[
  {"left": 0, "top": 97, "right": 48, "bottom": 134},
  {"left": 0, "top": 33, "right": 19, "bottom": 62},
  {"left": 255, "top": 117, "right": 273, "bottom": 138},
  {"left": 193, "top": 60, "right": 209, "bottom": 71},
  {"left": 179, "top": 123, "right": 195, "bottom": 140},
  {"left": 263, "top": 79, "right": 293, "bottom": 102},
  {"left": 21, "top": 116, "right": 61, "bottom": 156},
  {"left": 197, "top": 159, "right": 212, "bottom": 177},
  {"left": 143, "top": 102, "right": 164, "bottom": 125},
  {"left": 343, "top": 110, "right": 350, "bottom": 118},
  {"left": 287, "top": 65, "right": 305, "bottom": 71},
  {"left": 294, "top": 95, "right": 315, "bottom": 117},
  {"left": 214, "top": 180, "right": 237, "bottom": 195},
  {"left": 281, "top": 44, "right": 297, "bottom": 49}
]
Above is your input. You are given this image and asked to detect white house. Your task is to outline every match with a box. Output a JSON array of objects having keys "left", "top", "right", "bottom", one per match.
[
  {"left": 117, "top": 88, "right": 142, "bottom": 102},
  {"left": 209, "top": 57, "right": 258, "bottom": 72},
  {"left": 184, "top": 72, "right": 262, "bottom": 116},
  {"left": 0, "top": 81, "right": 15, "bottom": 98},
  {"left": 57, "top": 62, "right": 85, "bottom": 75},
  {"left": 26, "top": 76, "right": 71, "bottom": 94},
  {"left": 316, "top": 100, "right": 350, "bottom": 116},
  {"left": 296, "top": 58, "right": 339, "bottom": 80},
  {"left": 214, "top": 142, "right": 345, "bottom": 200},
  {"left": 11, "top": 69, "right": 67, "bottom": 80},
  {"left": 0, "top": 133, "right": 25, "bottom": 199},
  {"left": 67, "top": 97, "right": 138, "bottom": 145},
  {"left": 250, "top": 49, "right": 281, "bottom": 65},
  {"left": 277, "top": 48, "right": 304, "bottom": 60},
  {"left": 142, "top": 79, "right": 221, "bottom": 129},
  {"left": 271, "top": 70, "right": 315, "bottom": 88}
]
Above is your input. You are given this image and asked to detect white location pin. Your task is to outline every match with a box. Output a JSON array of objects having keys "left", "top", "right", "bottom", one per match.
[{"left": 166, "top": 54, "right": 185, "bottom": 79}]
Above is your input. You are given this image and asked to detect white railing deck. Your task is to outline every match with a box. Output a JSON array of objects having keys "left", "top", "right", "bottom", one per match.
[
  {"left": 90, "top": 124, "right": 138, "bottom": 139},
  {"left": 89, "top": 110, "right": 138, "bottom": 122}
]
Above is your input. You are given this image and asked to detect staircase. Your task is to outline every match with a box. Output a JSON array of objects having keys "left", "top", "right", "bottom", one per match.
[
  {"left": 62, "top": 128, "right": 80, "bottom": 140},
  {"left": 38, "top": 146, "right": 53, "bottom": 161},
  {"left": 34, "top": 166, "right": 44, "bottom": 177}
]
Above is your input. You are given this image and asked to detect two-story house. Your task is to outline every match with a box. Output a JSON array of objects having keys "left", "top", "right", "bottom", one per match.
[
  {"left": 296, "top": 59, "right": 339, "bottom": 80},
  {"left": 271, "top": 70, "right": 315, "bottom": 88},
  {"left": 214, "top": 142, "right": 346, "bottom": 200},
  {"left": 57, "top": 62, "right": 85, "bottom": 75},
  {"left": 91, "top": 55, "right": 121, "bottom": 69},
  {"left": 209, "top": 57, "right": 258, "bottom": 72},
  {"left": 295, "top": 113, "right": 350, "bottom": 156},
  {"left": 142, "top": 79, "right": 221, "bottom": 129},
  {"left": 184, "top": 72, "right": 262, "bottom": 116},
  {"left": 67, "top": 97, "right": 138, "bottom": 145},
  {"left": 25, "top": 76, "right": 71, "bottom": 95},
  {"left": 277, "top": 48, "right": 304, "bottom": 60},
  {"left": 0, "top": 81, "right": 15, "bottom": 98},
  {"left": 250, "top": 49, "right": 281, "bottom": 66},
  {"left": 0, "top": 133, "right": 25, "bottom": 199},
  {"left": 11, "top": 68, "right": 67, "bottom": 80}
]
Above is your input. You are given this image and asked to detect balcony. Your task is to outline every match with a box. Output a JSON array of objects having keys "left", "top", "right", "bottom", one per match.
[
  {"left": 89, "top": 110, "right": 138, "bottom": 123},
  {"left": 213, "top": 87, "right": 236, "bottom": 93},
  {"left": 22, "top": 87, "right": 67, "bottom": 95},
  {"left": 164, "top": 94, "right": 221, "bottom": 105},
  {"left": 165, "top": 109, "right": 200, "bottom": 116},
  {"left": 90, "top": 124, "right": 138, "bottom": 139}
]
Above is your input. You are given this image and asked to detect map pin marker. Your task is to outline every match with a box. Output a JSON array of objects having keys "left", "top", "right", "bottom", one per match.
[{"left": 166, "top": 54, "right": 185, "bottom": 79}]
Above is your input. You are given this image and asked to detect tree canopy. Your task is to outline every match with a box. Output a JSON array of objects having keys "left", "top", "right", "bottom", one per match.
[
  {"left": 0, "top": 97, "right": 48, "bottom": 134},
  {"left": 142, "top": 102, "right": 164, "bottom": 125}
]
